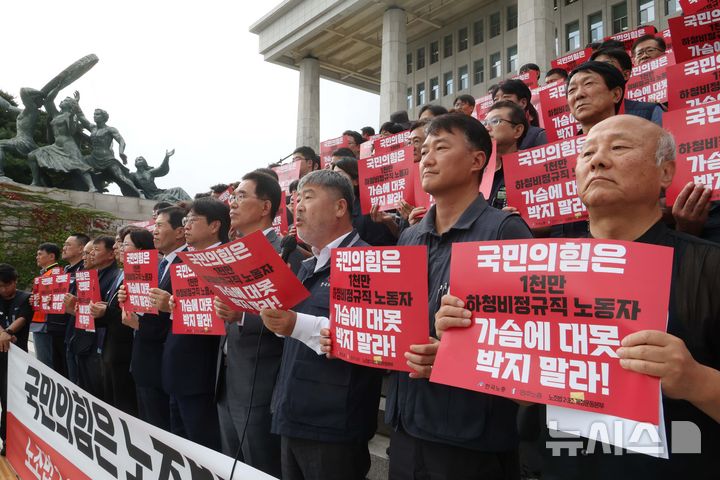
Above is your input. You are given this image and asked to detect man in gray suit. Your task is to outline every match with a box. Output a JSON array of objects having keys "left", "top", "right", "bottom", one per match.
[{"left": 213, "top": 170, "right": 285, "bottom": 477}]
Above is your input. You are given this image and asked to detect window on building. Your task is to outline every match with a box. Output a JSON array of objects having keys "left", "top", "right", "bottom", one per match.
[
  {"left": 566, "top": 20, "right": 580, "bottom": 51},
  {"left": 588, "top": 11, "right": 604, "bottom": 43},
  {"left": 406, "top": 53, "right": 412, "bottom": 74},
  {"left": 490, "top": 52, "right": 501, "bottom": 79},
  {"left": 444, "top": 34, "right": 453, "bottom": 58},
  {"left": 430, "top": 77, "right": 439, "bottom": 101},
  {"left": 458, "top": 65, "right": 469, "bottom": 90},
  {"left": 612, "top": 2, "right": 628, "bottom": 33},
  {"left": 664, "top": 0, "right": 680, "bottom": 14},
  {"left": 430, "top": 41, "right": 439, "bottom": 64},
  {"left": 490, "top": 12, "right": 501, "bottom": 38},
  {"left": 639, "top": 0, "right": 655, "bottom": 24},
  {"left": 473, "top": 19, "right": 484, "bottom": 44},
  {"left": 417, "top": 47, "right": 426, "bottom": 70},
  {"left": 443, "top": 71, "right": 454, "bottom": 96},
  {"left": 417, "top": 82, "right": 426, "bottom": 106},
  {"left": 507, "top": 5, "right": 518, "bottom": 31},
  {"left": 473, "top": 59, "right": 485, "bottom": 85},
  {"left": 507, "top": 45, "right": 518, "bottom": 73},
  {"left": 458, "top": 27, "right": 468, "bottom": 51},
  {"left": 407, "top": 87, "right": 413, "bottom": 110}
]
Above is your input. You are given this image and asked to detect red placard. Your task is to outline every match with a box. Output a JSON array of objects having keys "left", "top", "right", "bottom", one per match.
[
  {"left": 358, "top": 145, "right": 415, "bottom": 214},
  {"left": 680, "top": 0, "right": 720, "bottom": 15},
  {"left": 472, "top": 94, "right": 495, "bottom": 120},
  {"left": 216, "top": 186, "right": 235, "bottom": 206},
  {"left": 668, "top": 9, "right": 720, "bottom": 63},
  {"left": 129, "top": 219, "right": 156, "bottom": 232},
  {"left": 273, "top": 160, "right": 302, "bottom": 193},
  {"left": 31, "top": 277, "right": 40, "bottom": 311},
  {"left": 330, "top": 246, "right": 428, "bottom": 371},
  {"left": 664, "top": 103, "right": 720, "bottom": 204},
  {"left": 431, "top": 239, "right": 673, "bottom": 424},
  {"left": 411, "top": 161, "right": 435, "bottom": 211},
  {"left": 122, "top": 250, "right": 159, "bottom": 313},
  {"left": 538, "top": 82, "right": 581, "bottom": 143},
  {"left": 606, "top": 25, "right": 657, "bottom": 53},
  {"left": 550, "top": 47, "right": 593, "bottom": 72},
  {"left": 512, "top": 70, "right": 540, "bottom": 88},
  {"left": 667, "top": 52, "right": 720, "bottom": 111},
  {"left": 171, "top": 263, "right": 224, "bottom": 335},
  {"left": 625, "top": 53, "right": 673, "bottom": 104},
  {"left": 479, "top": 143, "right": 497, "bottom": 199},
  {"left": 178, "top": 231, "right": 310, "bottom": 313},
  {"left": 360, "top": 130, "right": 411, "bottom": 159},
  {"left": 320, "top": 135, "right": 349, "bottom": 169},
  {"left": 272, "top": 191, "right": 290, "bottom": 236},
  {"left": 531, "top": 81, "right": 564, "bottom": 130},
  {"left": 503, "top": 136, "right": 588, "bottom": 229},
  {"left": 75, "top": 270, "right": 100, "bottom": 331},
  {"left": 37, "top": 273, "right": 70, "bottom": 314}
]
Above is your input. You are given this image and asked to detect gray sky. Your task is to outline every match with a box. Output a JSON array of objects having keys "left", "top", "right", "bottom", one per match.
[{"left": 3, "top": 0, "right": 379, "bottom": 196}]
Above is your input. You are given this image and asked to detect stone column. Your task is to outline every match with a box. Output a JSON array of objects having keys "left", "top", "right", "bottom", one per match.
[
  {"left": 297, "top": 56, "right": 320, "bottom": 150},
  {"left": 517, "top": 0, "right": 556, "bottom": 75},
  {"left": 380, "top": 7, "right": 407, "bottom": 124}
]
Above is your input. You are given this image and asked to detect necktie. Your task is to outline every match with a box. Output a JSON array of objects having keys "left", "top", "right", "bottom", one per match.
[{"left": 158, "top": 257, "right": 169, "bottom": 284}]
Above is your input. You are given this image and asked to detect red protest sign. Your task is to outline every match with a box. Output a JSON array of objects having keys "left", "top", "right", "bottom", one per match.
[
  {"left": 550, "top": 47, "right": 592, "bottom": 72},
  {"left": 479, "top": 144, "right": 497, "bottom": 199},
  {"left": 75, "top": 270, "right": 100, "bottom": 331},
  {"left": 606, "top": 25, "right": 657, "bottom": 53},
  {"left": 472, "top": 94, "right": 494, "bottom": 120},
  {"left": 358, "top": 145, "right": 414, "bottom": 214},
  {"left": 360, "top": 130, "right": 411, "bottom": 160},
  {"left": 538, "top": 82, "right": 581, "bottom": 143},
  {"left": 130, "top": 220, "right": 156, "bottom": 233},
  {"left": 272, "top": 191, "right": 289, "bottom": 236},
  {"left": 178, "top": 231, "right": 310, "bottom": 313},
  {"left": 39, "top": 273, "right": 70, "bottom": 314},
  {"left": 330, "top": 246, "right": 428, "bottom": 371},
  {"left": 411, "top": 161, "right": 434, "bottom": 211},
  {"left": 273, "top": 160, "right": 302, "bottom": 193},
  {"left": 320, "top": 136, "right": 349, "bottom": 169},
  {"left": 668, "top": 9, "right": 720, "bottom": 63},
  {"left": 625, "top": 53, "right": 673, "bottom": 104},
  {"left": 666, "top": 52, "right": 720, "bottom": 111},
  {"left": 31, "top": 277, "right": 40, "bottom": 312},
  {"left": 171, "top": 263, "right": 224, "bottom": 335},
  {"left": 680, "top": 0, "right": 720, "bottom": 15},
  {"left": 531, "top": 81, "right": 564, "bottom": 130},
  {"left": 431, "top": 239, "right": 673, "bottom": 424},
  {"left": 503, "top": 136, "right": 588, "bottom": 229},
  {"left": 216, "top": 186, "right": 234, "bottom": 206},
  {"left": 512, "top": 70, "right": 540, "bottom": 89},
  {"left": 122, "top": 250, "right": 159, "bottom": 313},
  {"left": 664, "top": 103, "right": 720, "bottom": 204}
]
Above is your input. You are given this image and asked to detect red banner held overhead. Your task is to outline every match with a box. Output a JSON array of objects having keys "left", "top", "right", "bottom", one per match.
[
  {"left": 538, "top": 82, "right": 581, "bottom": 143},
  {"left": 75, "top": 270, "right": 100, "bottom": 331},
  {"left": 330, "top": 246, "right": 428, "bottom": 371},
  {"left": 273, "top": 160, "right": 302, "bottom": 193},
  {"left": 625, "top": 53, "right": 673, "bottom": 104},
  {"left": 503, "top": 136, "right": 588, "bottom": 229},
  {"left": 512, "top": 70, "right": 540, "bottom": 89},
  {"left": 320, "top": 136, "right": 349, "bottom": 169},
  {"left": 668, "top": 9, "right": 720, "bottom": 63},
  {"left": 664, "top": 103, "right": 720, "bottom": 205},
  {"left": 606, "top": 25, "right": 657, "bottom": 53},
  {"left": 666, "top": 52, "right": 720, "bottom": 111},
  {"left": 431, "top": 239, "right": 673, "bottom": 424},
  {"left": 171, "top": 263, "right": 224, "bottom": 335},
  {"left": 216, "top": 186, "right": 235, "bottom": 206},
  {"left": 473, "top": 94, "right": 495, "bottom": 120},
  {"left": 122, "top": 250, "right": 159, "bottom": 314},
  {"left": 272, "top": 191, "right": 290, "bottom": 237},
  {"left": 179, "top": 231, "right": 310, "bottom": 313},
  {"left": 129, "top": 219, "right": 156, "bottom": 232},
  {"left": 360, "top": 130, "right": 411, "bottom": 159},
  {"left": 550, "top": 47, "right": 593, "bottom": 72},
  {"left": 680, "top": 0, "right": 720, "bottom": 15},
  {"left": 358, "top": 145, "right": 415, "bottom": 214}
]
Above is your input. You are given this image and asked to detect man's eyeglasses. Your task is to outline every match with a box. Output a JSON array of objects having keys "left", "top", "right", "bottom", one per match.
[
  {"left": 634, "top": 47, "right": 661, "bottom": 57},
  {"left": 182, "top": 215, "right": 200, "bottom": 226},
  {"left": 480, "top": 118, "right": 516, "bottom": 128},
  {"left": 229, "top": 193, "right": 259, "bottom": 204}
]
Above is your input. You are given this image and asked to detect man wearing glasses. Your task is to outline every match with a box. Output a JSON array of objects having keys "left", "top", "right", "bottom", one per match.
[{"left": 631, "top": 34, "right": 667, "bottom": 66}]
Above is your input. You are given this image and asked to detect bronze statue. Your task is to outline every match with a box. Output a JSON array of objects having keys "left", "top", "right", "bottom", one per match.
[
  {"left": 130, "top": 149, "right": 191, "bottom": 202},
  {"left": 26, "top": 89, "right": 95, "bottom": 191},
  {"left": 0, "top": 88, "right": 45, "bottom": 181}
]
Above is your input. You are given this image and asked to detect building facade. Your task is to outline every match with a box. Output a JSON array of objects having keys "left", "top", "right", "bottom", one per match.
[{"left": 251, "top": 0, "right": 681, "bottom": 149}]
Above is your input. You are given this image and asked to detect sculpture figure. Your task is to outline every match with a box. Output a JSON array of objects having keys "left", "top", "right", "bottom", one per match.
[
  {"left": 130, "top": 149, "right": 191, "bottom": 202},
  {"left": 0, "top": 88, "right": 45, "bottom": 181}
]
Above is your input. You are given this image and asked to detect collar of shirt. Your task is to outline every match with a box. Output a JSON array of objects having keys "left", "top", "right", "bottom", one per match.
[
  {"left": 311, "top": 231, "right": 354, "bottom": 273},
  {"left": 262, "top": 227, "right": 275, "bottom": 236},
  {"left": 41, "top": 262, "right": 59, "bottom": 274},
  {"left": 414, "top": 194, "right": 489, "bottom": 237},
  {"left": 162, "top": 243, "right": 188, "bottom": 272}
]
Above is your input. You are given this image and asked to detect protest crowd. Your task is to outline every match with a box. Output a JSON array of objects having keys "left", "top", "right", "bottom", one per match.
[{"left": 2, "top": 9, "right": 720, "bottom": 480}]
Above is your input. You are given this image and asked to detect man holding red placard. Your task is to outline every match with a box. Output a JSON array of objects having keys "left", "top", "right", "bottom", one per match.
[{"left": 29, "top": 243, "right": 61, "bottom": 373}]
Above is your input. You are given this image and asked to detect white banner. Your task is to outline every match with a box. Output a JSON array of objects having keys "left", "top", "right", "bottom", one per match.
[{"left": 7, "top": 345, "right": 276, "bottom": 480}]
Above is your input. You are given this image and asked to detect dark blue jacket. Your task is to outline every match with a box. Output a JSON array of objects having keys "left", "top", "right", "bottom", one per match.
[{"left": 624, "top": 99, "right": 663, "bottom": 125}]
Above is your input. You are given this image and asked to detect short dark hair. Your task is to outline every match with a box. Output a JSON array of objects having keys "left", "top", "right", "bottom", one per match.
[
  {"left": 426, "top": 113, "right": 493, "bottom": 178},
  {"left": 189, "top": 197, "right": 231, "bottom": 243},
  {"left": 496, "top": 79, "right": 539, "bottom": 127},
  {"left": 454, "top": 94, "right": 476, "bottom": 107},
  {"left": 545, "top": 68, "right": 569, "bottom": 81},
  {"left": 631, "top": 34, "right": 666, "bottom": 55},
  {"left": 389, "top": 111, "right": 410, "bottom": 125},
  {"left": 0, "top": 264, "right": 18, "bottom": 284},
  {"left": 379, "top": 121, "right": 404, "bottom": 134},
  {"left": 519, "top": 63, "right": 540, "bottom": 74},
  {"left": 487, "top": 83, "right": 500, "bottom": 98},
  {"left": 332, "top": 157, "right": 359, "bottom": 182},
  {"left": 69, "top": 233, "right": 91, "bottom": 246},
  {"left": 93, "top": 235, "right": 116, "bottom": 252},
  {"left": 597, "top": 39, "right": 624, "bottom": 50},
  {"left": 419, "top": 104, "right": 449, "bottom": 118},
  {"left": 409, "top": 118, "right": 430, "bottom": 132},
  {"left": 568, "top": 61, "right": 627, "bottom": 113},
  {"left": 332, "top": 147, "right": 356, "bottom": 159},
  {"left": 361, "top": 126, "right": 375, "bottom": 137},
  {"left": 152, "top": 201, "right": 172, "bottom": 211},
  {"left": 488, "top": 100, "right": 529, "bottom": 146},
  {"left": 591, "top": 47, "right": 633, "bottom": 72},
  {"left": 253, "top": 167, "right": 279, "bottom": 181},
  {"left": 38, "top": 243, "right": 60, "bottom": 260},
  {"left": 342, "top": 130, "right": 364, "bottom": 146},
  {"left": 194, "top": 192, "right": 211, "bottom": 199},
  {"left": 156, "top": 206, "right": 188, "bottom": 229},
  {"left": 210, "top": 184, "right": 229, "bottom": 195},
  {"left": 118, "top": 225, "right": 143, "bottom": 242},
  {"left": 124, "top": 229, "right": 155, "bottom": 250},
  {"left": 293, "top": 146, "right": 320, "bottom": 169},
  {"left": 242, "top": 170, "right": 282, "bottom": 218},
  {"left": 288, "top": 179, "right": 299, "bottom": 193},
  {"left": 297, "top": 170, "right": 355, "bottom": 214}
]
